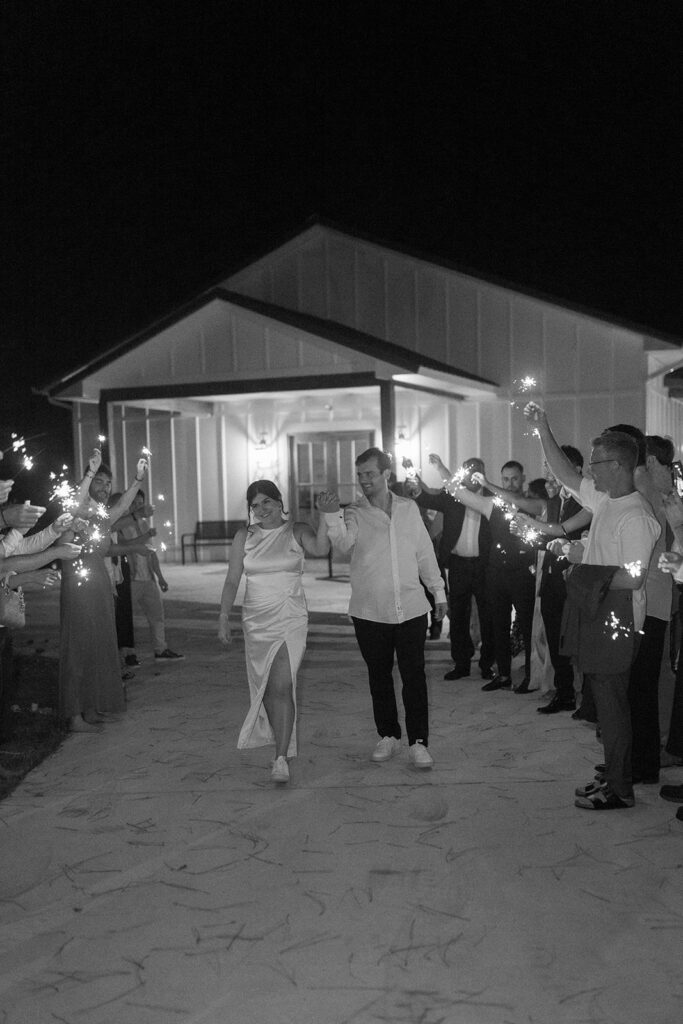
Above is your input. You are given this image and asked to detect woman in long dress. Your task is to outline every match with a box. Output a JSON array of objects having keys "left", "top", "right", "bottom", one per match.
[
  {"left": 59, "top": 449, "right": 149, "bottom": 732},
  {"left": 218, "top": 480, "right": 329, "bottom": 783}
]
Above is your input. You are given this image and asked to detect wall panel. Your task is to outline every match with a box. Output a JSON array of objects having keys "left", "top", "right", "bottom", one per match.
[
  {"left": 234, "top": 317, "right": 267, "bottom": 373},
  {"left": 416, "top": 269, "right": 448, "bottom": 362},
  {"left": 172, "top": 418, "right": 199, "bottom": 548},
  {"left": 326, "top": 237, "right": 357, "bottom": 327},
  {"left": 447, "top": 278, "right": 479, "bottom": 375},
  {"left": 271, "top": 256, "right": 299, "bottom": 310},
  {"left": 510, "top": 298, "right": 544, "bottom": 383},
  {"left": 578, "top": 324, "right": 612, "bottom": 392},
  {"left": 298, "top": 241, "right": 327, "bottom": 318},
  {"left": 478, "top": 287, "right": 510, "bottom": 385},
  {"left": 386, "top": 258, "right": 417, "bottom": 348},
  {"left": 544, "top": 313, "right": 577, "bottom": 393},
  {"left": 355, "top": 248, "right": 386, "bottom": 338}
]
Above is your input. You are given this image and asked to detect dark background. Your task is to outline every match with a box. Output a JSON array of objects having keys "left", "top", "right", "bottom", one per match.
[{"left": 3, "top": 0, "right": 683, "bottom": 498}]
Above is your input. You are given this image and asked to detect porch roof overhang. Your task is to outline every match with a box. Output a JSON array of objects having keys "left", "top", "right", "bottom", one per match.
[{"left": 38, "top": 289, "right": 499, "bottom": 406}]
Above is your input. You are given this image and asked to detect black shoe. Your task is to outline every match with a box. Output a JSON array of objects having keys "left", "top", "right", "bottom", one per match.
[
  {"left": 154, "top": 649, "right": 185, "bottom": 661},
  {"left": 124, "top": 654, "right": 140, "bottom": 667},
  {"left": 428, "top": 624, "right": 443, "bottom": 639},
  {"left": 480, "top": 666, "right": 494, "bottom": 681},
  {"left": 537, "top": 695, "right": 575, "bottom": 714},
  {"left": 513, "top": 677, "right": 531, "bottom": 694},
  {"left": 572, "top": 706, "right": 597, "bottom": 723},
  {"left": 632, "top": 773, "right": 659, "bottom": 785},
  {"left": 444, "top": 667, "right": 470, "bottom": 680},
  {"left": 482, "top": 675, "right": 511, "bottom": 692},
  {"left": 660, "top": 784, "right": 683, "bottom": 803},
  {"left": 676, "top": 806, "right": 683, "bottom": 822}
]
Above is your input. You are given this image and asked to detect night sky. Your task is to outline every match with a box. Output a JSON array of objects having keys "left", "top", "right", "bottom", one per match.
[{"left": 3, "top": 1, "right": 683, "bottom": 490}]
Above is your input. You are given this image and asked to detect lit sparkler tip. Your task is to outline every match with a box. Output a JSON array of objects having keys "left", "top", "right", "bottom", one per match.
[
  {"left": 97, "top": 435, "right": 107, "bottom": 444},
  {"left": 163, "top": 520, "right": 172, "bottom": 528},
  {"left": 157, "top": 494, "right": 165, "bottom": 502},
  {"left": 160, "top": 542, "right": 167, "bottom": 551},
  {"left": 624, "top": 560, "right": 643, "bottom": 578},
  {"left": 141, "top": 446, "right": 152, "bottom": 457},
  {"left": 22, "top": 456, "right": 34, "bottom": 471}
]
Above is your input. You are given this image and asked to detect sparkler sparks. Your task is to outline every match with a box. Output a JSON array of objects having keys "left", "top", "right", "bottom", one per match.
[
  {"left": 521, "top": 526, "right": 540, "bottom": 545},
  {"left": 605, "top": 610, "right": 632, "bottom": 641},
  {"left": 141, "top": 446, "right": 152, "bottom": 458},
  {"left": 97, "top": 435, "right": 107, "bottom": 445},
  {"left": 624, "top": 560, "right": 643, "bottom": 578},
  {"left": 510, "top": 376, "right": 541, "bottom": 437}
]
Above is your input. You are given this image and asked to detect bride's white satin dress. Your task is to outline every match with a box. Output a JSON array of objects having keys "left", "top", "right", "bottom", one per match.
[{"left": 237, "top": 522, "right": 307, "bottom": 756}]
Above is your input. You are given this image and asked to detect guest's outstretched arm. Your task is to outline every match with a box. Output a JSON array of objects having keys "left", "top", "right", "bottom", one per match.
[{"left": 524, "top": 403, "right": 583, "bottom": 495}]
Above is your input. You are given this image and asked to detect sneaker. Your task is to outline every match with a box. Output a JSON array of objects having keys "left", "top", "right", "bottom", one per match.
[
  {"left": 575, "top": 786, "right": 633, "bottom": 810},
  {"left": 124, "top": 654, "right": 140, "bottom": 667},
  {"left": 371, "top": 736, "right": 401, "bottom": 762},
  {"left": 271, "top": 756, "right": 289, "bottom": 783},
  {"left": 575, "top": 777, "right": 606, "bottom": 799},
  {"left": 408, "top": 741, "right": 434, "bottom": 769},
  {"left": 481, "top": 675, "right": 511, "bottom": 692},
  {"left": 154, "top": 649, "right": 185, "bottom": 661}
]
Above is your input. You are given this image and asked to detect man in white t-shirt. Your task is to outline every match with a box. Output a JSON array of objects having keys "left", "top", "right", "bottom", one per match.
[{"left": 525, "top": 404, "right": 660, "bottom": 810}]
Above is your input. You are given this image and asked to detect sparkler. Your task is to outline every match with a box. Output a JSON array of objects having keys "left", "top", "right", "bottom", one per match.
[
  {"left": 97, "top": 435, "right": 107, "bottom": 445},
  {"left": 141, "top": 446, "right": 152, "bottom": 458},
  {"left": 624, "top": 560, "right": 643, "bottom": 578},
  {"left": 520, "top": 525, "right": 540, "bottom": 546},
  {"left": 605, "top": 610, "right": 632, "bottom": 641},
  {"left": 510, "top": 376, "right": 541, "bottom": 437},
  {"left": 444, "top": 466, "right": 469, "bottom": 494}
]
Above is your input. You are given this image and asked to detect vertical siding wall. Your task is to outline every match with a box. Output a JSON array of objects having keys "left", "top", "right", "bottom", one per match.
[
  {"left": 646, "top": 351, "right": 683, "bottom": 455},
  {"left": 228, "top": 227, "right": 647, "bottom": 478}
]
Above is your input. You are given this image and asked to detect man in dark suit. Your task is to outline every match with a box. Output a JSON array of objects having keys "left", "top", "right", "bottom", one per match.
[{"left": 407, "top": 456, "right": 494, "bottom": 681}]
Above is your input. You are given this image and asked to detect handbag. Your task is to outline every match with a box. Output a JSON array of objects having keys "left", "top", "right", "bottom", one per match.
[{"left": 0, "top": 578, "right": 26, "bottom": 628}]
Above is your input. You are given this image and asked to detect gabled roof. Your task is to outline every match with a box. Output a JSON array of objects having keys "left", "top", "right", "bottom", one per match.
[
  {"left": 38, "top": 286, "right": 498, "bottom": 399},
  {"left": 38, "top": 215, "right": 682, "bottom": 400}
]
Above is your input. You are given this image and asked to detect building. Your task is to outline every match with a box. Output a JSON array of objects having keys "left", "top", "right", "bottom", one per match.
[{"left": 39, "top": 220, "right": 683, "bottom": 559}]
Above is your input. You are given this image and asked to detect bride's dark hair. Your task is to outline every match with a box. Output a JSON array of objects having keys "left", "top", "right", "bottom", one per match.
[{"left": 246, "top": 479, "right": 288, "bottom": 520}]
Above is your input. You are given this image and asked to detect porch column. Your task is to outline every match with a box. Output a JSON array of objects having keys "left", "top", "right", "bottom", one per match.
[{"left": 379, "top": 380, "right": 396, "bottom": 462}]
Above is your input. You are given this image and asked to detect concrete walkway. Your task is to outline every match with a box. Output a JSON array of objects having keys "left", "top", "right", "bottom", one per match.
[{"left": 1, "top": 562, "right": 682, "bottom": 1024}]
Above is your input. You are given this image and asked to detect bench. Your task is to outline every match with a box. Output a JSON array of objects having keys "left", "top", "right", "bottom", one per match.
[{"left": 181, "top": 520, "right": 245, "bottom": 564}]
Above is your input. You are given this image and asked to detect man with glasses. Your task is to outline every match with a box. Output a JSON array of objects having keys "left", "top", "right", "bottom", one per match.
[
  {"left": 318, "top": 447, "right": 446, "bottom": 769},
  {"left": 524, "top": 404, "right": 660, "bottom": 810}
]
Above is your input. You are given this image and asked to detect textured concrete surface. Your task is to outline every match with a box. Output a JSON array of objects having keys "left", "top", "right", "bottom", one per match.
[{"left": 1, "top": 561, "right": 682, "bottom": 1024}]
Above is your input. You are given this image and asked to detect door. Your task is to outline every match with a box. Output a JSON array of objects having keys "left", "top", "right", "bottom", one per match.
[{"left": 289, "top": 431, "right": 374, "bottom": 522}]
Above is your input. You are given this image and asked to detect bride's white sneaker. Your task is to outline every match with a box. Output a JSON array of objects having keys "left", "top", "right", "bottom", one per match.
[{"left": 271, "top": 756, "right": 290, "bottom": 783}]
